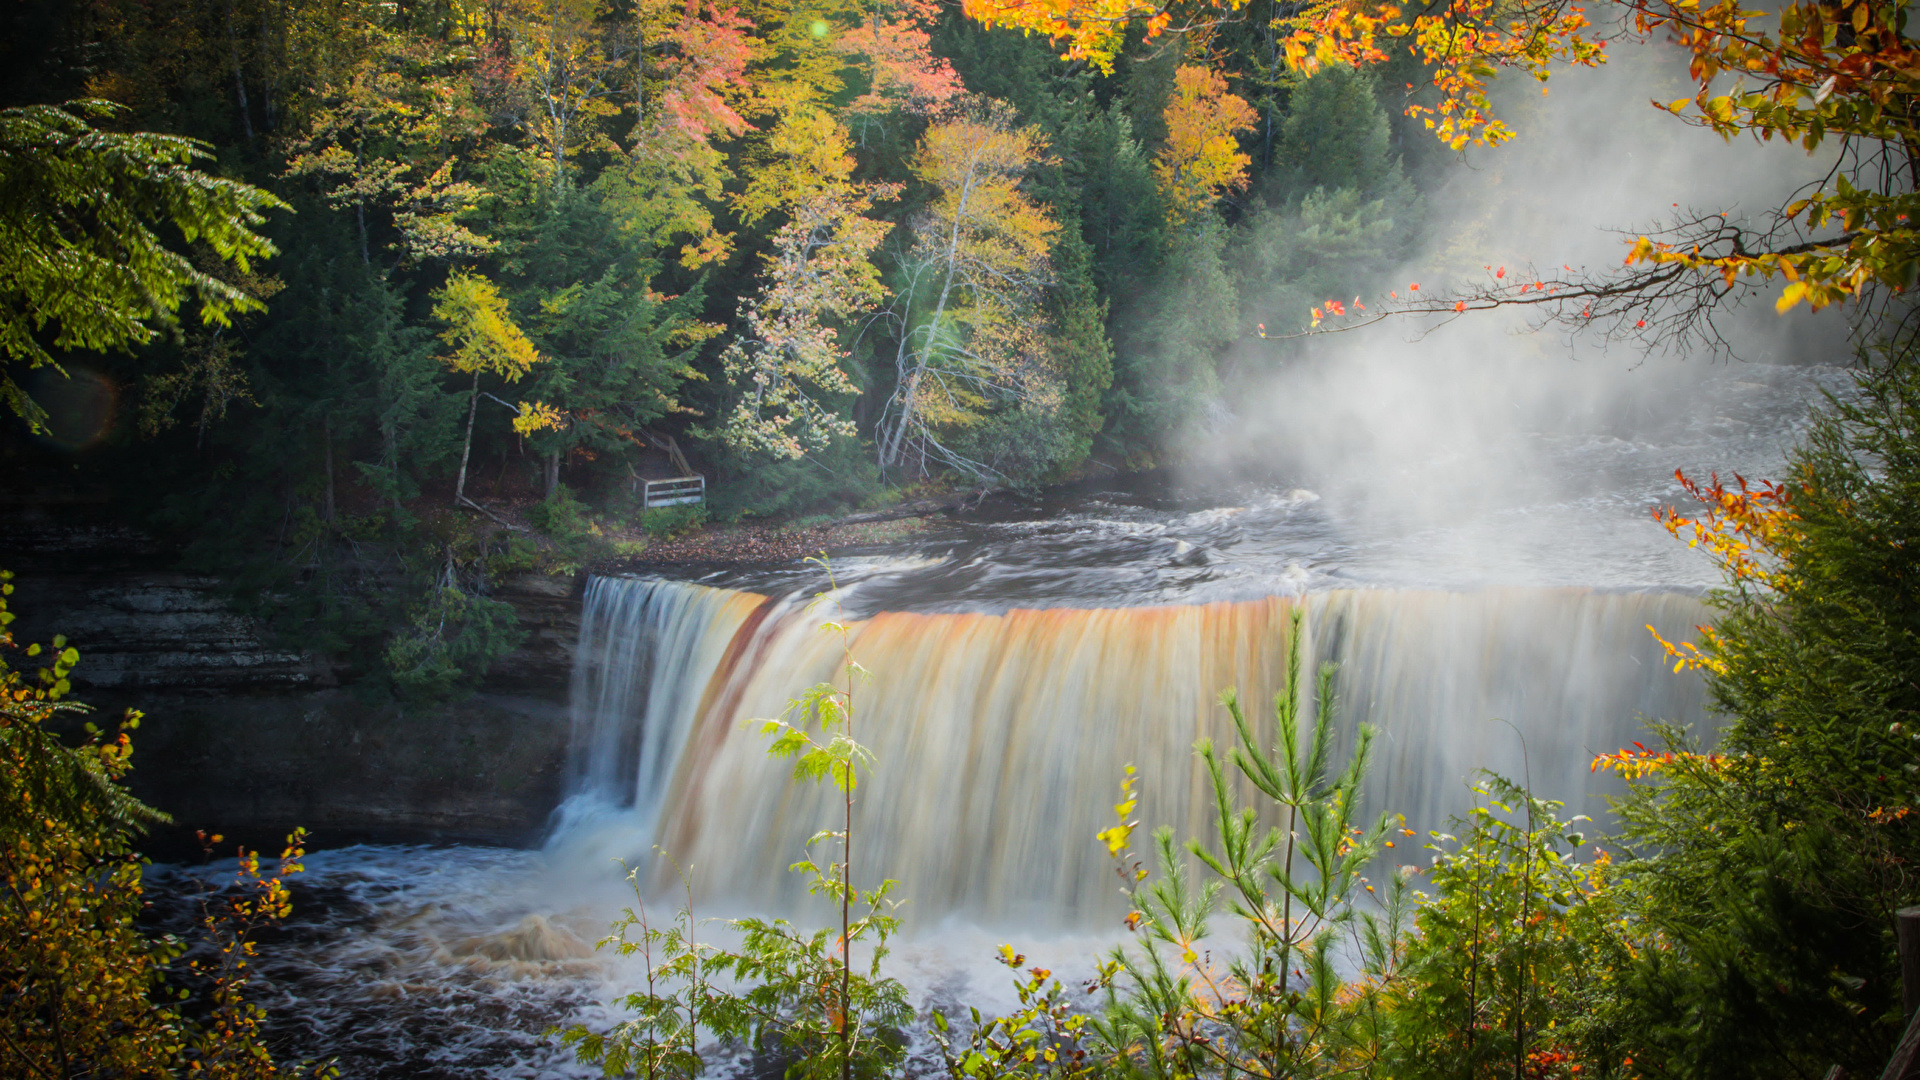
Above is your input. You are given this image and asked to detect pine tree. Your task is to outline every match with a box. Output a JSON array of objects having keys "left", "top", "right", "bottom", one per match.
[
  {"left": 1045, "top": 216, "right": 1114, "bottom": 476},
  {"left": 0, "top": 101, "right": 284, "bottom": 429}
]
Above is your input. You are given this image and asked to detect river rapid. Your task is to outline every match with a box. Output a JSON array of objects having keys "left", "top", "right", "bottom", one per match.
[{"left": 153, "top": 360, "right": 1851, "bottom": 1077}]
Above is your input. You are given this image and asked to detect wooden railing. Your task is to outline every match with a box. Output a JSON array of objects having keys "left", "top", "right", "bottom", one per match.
[
  {"left": 641, "top": 475, "right": 705, "bottom": 508},
  {"left": 1868, "top": 907, "right": 1920, "bottom": 1080}
]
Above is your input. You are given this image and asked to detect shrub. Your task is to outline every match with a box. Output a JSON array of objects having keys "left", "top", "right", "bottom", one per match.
[
  {"left": 0, "top": 572, "right": 326, "bottom": 1077},
  {"left": 384, "top": 584, "right": 525, "bottom": 700},
  {"left": 1385, "top": 776, "right": 1626, "bottom": 1079},
  {"left": 641, "top": 503, "right": 709, "bottom": 540}
]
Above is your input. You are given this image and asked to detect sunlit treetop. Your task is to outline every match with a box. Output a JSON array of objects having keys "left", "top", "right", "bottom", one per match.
[
  {"left": 432, "top": 271, "right": 542, "bottom": 382},
  {"left": 961, "top": 0, "right": 1187, "bottom": 74},
  {"left": 961, "top": 0, "right": 1605, "bottom": 123},
  {"left": 1155, "top": 65, "right": 1257, "bottom": 225}
]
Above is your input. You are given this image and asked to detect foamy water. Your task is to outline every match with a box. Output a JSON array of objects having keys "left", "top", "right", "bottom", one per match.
[
  {"left": 145, "top": 846, "right": 1132, "bottom": 1079},
  {"left": 148, "top": 362, "right": 1849, "bottom": 1076}
]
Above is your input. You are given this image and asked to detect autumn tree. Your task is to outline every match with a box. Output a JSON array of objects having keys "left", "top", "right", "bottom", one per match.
[
  {"left": 717, "top": 108, "right": 894, "bottom": 459},
  {"left": 834, "top": 0, "right": 963, "bottom": 131},
  {"left": 433, "top": 270, "right": 543, "bottom": 507},
  {"left": 732, "top": 0, "right": 863, "bottom": 113},
  {"left": 282, "top": 28, "right": 494, "bottom": 265},
  {"left": 877, "top": 100, "right": 1060, "bottom": 478},
  {"left": 1154, "top": 64, "right": 1255, "bottom": 226},
  {"left": 508, "top": 0, "right": 634, "bottom": 189},
  {"left": 598, "top": 0, "right": 753, "bottom": 268}
]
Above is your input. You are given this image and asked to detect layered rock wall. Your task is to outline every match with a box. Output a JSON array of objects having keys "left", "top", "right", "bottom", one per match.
[{"left": 2, "top": 505, "right": 581, "bottom": 850}]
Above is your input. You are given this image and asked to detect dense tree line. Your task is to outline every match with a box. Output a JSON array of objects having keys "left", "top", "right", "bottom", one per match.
[
  {"left": 0, "top": 0, "right": 1430, "bottom": 694},
  {"left": 7, "top": 1, "right": 1920, "bottom": 1076}
]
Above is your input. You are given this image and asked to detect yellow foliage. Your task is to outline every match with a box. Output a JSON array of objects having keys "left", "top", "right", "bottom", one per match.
[
  {"left": 735, "top": 106, "right": 865, "bottom": 227},
  {"left": 508, "top": 0, "right": 628, "bottom": 185},
  {"left": 1095, "top": 765, "right": 1140, "bottom": 857},
  {"left": 1154, "top": 65, "right": 1257, "bottom": 226},
  {"left": 720, "top": 108, "right": 890, "bottom": 458},
  {"left": 961, "top": 0, "right": 1187, "bottom": 72},
  {"left": 513, "top": 400, "right": 566, "bottom": 434},
  {"left": 0, "top": 571, "right": 324, "bottom": 1077},
  {"left": 879, "top": 105, "right": 1060, "bottom": 470},
  {"left": 433, "top": 271, "right": 542, "bottom": 381}
]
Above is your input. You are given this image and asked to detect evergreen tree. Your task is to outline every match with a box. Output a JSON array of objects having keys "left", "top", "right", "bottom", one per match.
[
  {"left": 0, "top": 101, "right": 284, "bottom": 429},
  {"left": 1109, "top": 220, "right": 1237, "bottom": 452},
  {"left": 1045, "top": 216, "right": 1114, "bottom": 475},
  {"left": 1592, "top": 357, "right": 1920, "bottom": 1077},
  {"left": 1235, "top": 188, "right": 1405, "bottom": 352},
  {"left": 512, "top": 194, "right": 710, "bottom": 496},
  {"left": 1272, "top": 65, "right": 1410, "bottom": 207}
]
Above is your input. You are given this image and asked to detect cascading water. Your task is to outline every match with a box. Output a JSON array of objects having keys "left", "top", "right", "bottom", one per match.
[
  {"left": 552, "top": 578, "right": 768, "bottom": 859},
  {"left": 547, "top": 576, "right": 1710, "bottom": 926},
  {"left": 184, "top": 357, "right": 1847, "bottom": 1077}
]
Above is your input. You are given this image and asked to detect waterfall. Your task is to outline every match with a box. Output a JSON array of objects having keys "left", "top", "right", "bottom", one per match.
[
  {"left": 550, "top": 576, "right": 1710, "bottom": 927},
  {"left": 550, "top": 577, "right": 768, "bottom": 861}
]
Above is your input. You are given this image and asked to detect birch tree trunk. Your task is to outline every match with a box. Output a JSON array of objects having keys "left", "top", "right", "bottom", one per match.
[
  {"left": 455, "top": 371, "right": 480, "bottom": 506},
  {"left": 882, "top": 167, "right": 976, "bottom": 472}
]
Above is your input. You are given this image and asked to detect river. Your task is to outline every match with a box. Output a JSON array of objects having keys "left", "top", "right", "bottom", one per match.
[{"left": 151, "top": 359, "right": 1849, "bottom": 1078}]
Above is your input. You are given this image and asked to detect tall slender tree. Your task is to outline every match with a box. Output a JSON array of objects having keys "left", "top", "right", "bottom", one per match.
[
  {"left": 878, "top": 100, "right": 1058, "bottom": 477},
  {"left": 718, "top": 108, "right": 893, "bottom": 459},
  {"left": 432, "top": 271, "right": 543, "bottom": 506}
]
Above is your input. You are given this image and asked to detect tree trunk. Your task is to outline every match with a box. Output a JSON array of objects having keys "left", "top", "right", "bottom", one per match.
[
  {"left": 259, "top": 1, "right": 279, "bottom": 131},
  {"left": 455, "top": 371, "right": 480, "bottom": 507},
  {"left": 1263, "top": 0, "right": 1279, "bottom": 168},
  {"left": 383, "top": 423, "right": 401, "bottom": 515},
  {"left": 883, "top": 171, "right": 977, "bottom": 471},
  {"left": 225, "top": 0, "right": 254, "bottom": 141},
  {"left": 322, "top": 414, "right": 336, "bottom": 523},
  {"left": 543, "top": 447, "right": 561, "bottom": 499}
]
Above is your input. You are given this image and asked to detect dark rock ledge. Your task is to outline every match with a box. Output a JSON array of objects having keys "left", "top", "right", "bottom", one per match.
[{"left": 2, "top": 506, "right": 583, "bottom": 855}]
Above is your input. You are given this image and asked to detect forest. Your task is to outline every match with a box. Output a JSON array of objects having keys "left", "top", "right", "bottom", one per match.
[
  {"left": 5, "top": 0, "right": 1920, "bottom": 1076},
  {"left": 0, "top": 0, "right": 1442, "bottom": 699}
]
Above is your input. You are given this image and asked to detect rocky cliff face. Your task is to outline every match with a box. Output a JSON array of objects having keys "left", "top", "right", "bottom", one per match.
[
  {"left": 2, "top": 503, "right": 583, "bottom": 850},
  {"left": 3, "top": 512, "right": 334, "bottom": 692}
]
